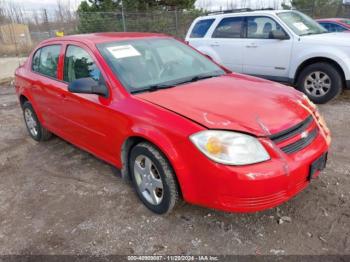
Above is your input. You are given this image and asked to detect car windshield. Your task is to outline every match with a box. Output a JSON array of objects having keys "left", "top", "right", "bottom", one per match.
[
  {"left": 342, "top": 19, "right": 350, "bottom": 25},
  {"left": 277, "top": 11, "right": 328, "bottom": 36},
  {"left": 97, "top": 38, "right": 225, "bottom": 93}
]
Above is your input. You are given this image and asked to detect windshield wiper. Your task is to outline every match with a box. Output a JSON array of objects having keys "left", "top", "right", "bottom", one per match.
[
  {"left": 130, "top": 84, "right": 175, "bottom": 94},
  {"left": 174, "top": 73, "right": 222, "bottom": 86},
  {"left": 130, "top": 73, "right": 222, "bottom": 94}
]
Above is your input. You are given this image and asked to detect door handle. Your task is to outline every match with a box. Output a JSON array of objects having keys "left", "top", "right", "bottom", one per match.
[
  {"left": 210, "top": 42, "right": 220, "bottom": 47},
  {"left": 246, "top": 43, "right": 258, "bottom": 48}
]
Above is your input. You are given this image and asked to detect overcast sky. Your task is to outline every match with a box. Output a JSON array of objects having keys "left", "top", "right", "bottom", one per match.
[{"left": 9, "top": 0, "right": 287, "bottom": 11}]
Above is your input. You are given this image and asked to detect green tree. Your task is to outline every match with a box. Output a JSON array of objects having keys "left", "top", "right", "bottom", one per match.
[
  {"left": 77, "top": 0, "right": 120, "bottom": 33},
  {"left": 283, "top": 0, "right": 343, "bottom": 18},
  {"left": 78, "top": 0, "right": 196, "bottom": 12},
  {"left": 77, "top": 0, "right": 197, "bottom": 34},
  {"left": 78, "top": 0, "right": 119, "bottom": 11},
  {"left": 122, "top": 0, "right": 195, "bottom": 10}
]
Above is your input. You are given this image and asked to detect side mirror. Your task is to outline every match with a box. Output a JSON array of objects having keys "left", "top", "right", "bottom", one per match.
[
  {"left": 270, "top": 30, "right": 290, "bottom": 40},
  {"left": 68, "top": 77, "right": 108, "bottom": 97}
]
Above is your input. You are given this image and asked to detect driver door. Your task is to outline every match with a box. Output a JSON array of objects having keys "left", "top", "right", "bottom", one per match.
[{"left": 59, "top": 43, "right": 116, "bottom": 160}]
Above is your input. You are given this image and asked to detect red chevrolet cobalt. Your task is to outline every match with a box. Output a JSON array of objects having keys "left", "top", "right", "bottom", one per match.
[{"left": 15, "top": 33, "right": 330, "bottom": 214}]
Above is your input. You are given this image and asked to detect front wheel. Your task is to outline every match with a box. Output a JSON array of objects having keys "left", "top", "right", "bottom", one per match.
[
  {"left": 129, "top": 142, "right": 180, "bottom": 214},
  {"left": 296, "top": 62, "right": 343, "bottom": 104}
]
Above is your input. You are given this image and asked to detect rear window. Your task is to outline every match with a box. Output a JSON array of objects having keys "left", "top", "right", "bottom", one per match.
[
  {"left": 32, "top": 45, "right": 60, "bottom": 79},
  {"left": 212, "top": 17, "right": 244, "bottom": 38},
  {"left": 190, "top": 19, "right": 215, "bottom": 38}
]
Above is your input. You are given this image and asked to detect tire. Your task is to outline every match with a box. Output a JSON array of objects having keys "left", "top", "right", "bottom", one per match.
[
  {"left": 22, "top": 101, "right": 52, "bottom": 141},
  {"left": 296, "top": 62, "right": 343, "bottom": 104},
  {"left": 129, "top": 142, "right": 179, "bottom": 214}
]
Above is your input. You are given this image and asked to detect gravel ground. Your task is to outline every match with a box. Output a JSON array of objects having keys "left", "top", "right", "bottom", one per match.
[{"left": 0, "top": 82, "right": 349, "bottom": 255}]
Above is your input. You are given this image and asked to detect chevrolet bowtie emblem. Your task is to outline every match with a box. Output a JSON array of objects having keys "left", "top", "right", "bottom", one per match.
[{"left": 301, "top": 131, "right": 309, "bottom": 139}]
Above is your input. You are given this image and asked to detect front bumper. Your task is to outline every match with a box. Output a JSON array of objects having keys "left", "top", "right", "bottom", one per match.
[{"left": 175, "top": 125, "right": 330, "bottom": 213}]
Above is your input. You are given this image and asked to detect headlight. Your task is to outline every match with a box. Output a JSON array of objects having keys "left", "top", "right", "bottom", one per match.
[{"left": 189, "top": 130, "right": 270, "bottom": 165}]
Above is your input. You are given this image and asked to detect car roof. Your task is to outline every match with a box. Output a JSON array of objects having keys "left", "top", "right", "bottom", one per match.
[
  {"left": 316, "top": 18, "right": 348, "bottom": 22},
  {"left": 41, "top": 32, "right": 170, "bottom": 45},
  {"left": 198, "top": 9, "right": 292, "bottom": 20}
]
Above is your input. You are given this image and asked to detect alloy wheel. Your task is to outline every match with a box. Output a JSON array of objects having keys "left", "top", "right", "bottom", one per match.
[
  {"left": 304, "top": 71, "right": 332, "bottom": 97},
  {"left": 24, "top": 108, "right": 38, "bottom": 137},
  {"left": 133, "top": 155, "right": 164, "bottom": 205}
]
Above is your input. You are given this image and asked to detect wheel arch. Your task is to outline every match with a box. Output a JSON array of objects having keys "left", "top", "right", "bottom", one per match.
[
  {"left": 17, "top": 92, "right": 45, "bottom": 124},
  {"left": 120, "top": 134, "right": 184, "bottom": 199},
  {"left": 19, "top": 94, "right": 29, "bottom": 108},
  {"left": 293, "top": 57, "right": 346, "bottom": 86}
]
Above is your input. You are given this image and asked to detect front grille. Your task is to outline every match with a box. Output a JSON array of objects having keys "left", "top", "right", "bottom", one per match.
[
  {"left": 269, "top": 115, "right": 318, "bottom": 154},
  {"left": 280, "top": 128, "right": 318, "bottom": 154},
  {"left": 269, "top": 115, "right": 313, "bottom": 143}
]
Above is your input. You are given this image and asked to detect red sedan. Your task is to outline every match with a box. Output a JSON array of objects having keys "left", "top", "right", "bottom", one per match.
[
  {"left": 317, "top": 18, "right": 350, "bottom": 32},
  {"left": 15, "top": 33, "right": 331, "bottom": 214}
]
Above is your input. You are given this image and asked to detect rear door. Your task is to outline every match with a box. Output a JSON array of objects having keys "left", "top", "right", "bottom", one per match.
[
  {"left": 186, "top": 18, "right": 217, "bottom": 59},
  {"left": 206, "top": 16, "right": 245, "bottom": 73},
  {"left": 29, "top": 44, "right": 66, "bottom": 129},
  {"left": 242, "top": 16, "right": 293, "bottom": 79}
]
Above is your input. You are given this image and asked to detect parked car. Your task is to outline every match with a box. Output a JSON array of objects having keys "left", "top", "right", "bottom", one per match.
[
  {"left": 317, "top": 18, "right": 350, "bottom": 32},
  {"left": 15, "top": 33, "right": 330, "bottom": 214},
  {"left": 186, "top": 10, "right": 350, "bottom": 104}
]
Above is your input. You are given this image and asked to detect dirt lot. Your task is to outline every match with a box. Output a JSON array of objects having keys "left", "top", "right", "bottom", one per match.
[
  {"left": 0, "top": 82, "right": 349, "bottom": 256},
  {"left": 0, "top": 58, "right": 27, "bottom": 81}
]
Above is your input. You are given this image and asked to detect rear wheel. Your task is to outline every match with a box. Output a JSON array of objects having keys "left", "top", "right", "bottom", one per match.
[
  {"left": 297, "top": 62, "right": 342, "bottom": 104},
  {"left": 22, "top": 101, "right": 52, "bottom": 141},
  {"left": 129, "top": 142, "right": 179, "bottom": 214}
]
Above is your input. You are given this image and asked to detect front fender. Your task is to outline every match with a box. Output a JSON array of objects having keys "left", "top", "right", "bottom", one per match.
[
  {"left": 290, "top": 47, "right": 350, "bottom": 80},
  {"left": 120, "top": 124, "right": 192, "bottom": 200},
  {"left": 130, "top": 125, "right": 183, "bottom": 166}
]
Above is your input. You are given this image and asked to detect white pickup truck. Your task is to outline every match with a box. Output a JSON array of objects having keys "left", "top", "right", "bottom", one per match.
[{"left": 185, "top": 10, "right": 350, "bottom": 103}]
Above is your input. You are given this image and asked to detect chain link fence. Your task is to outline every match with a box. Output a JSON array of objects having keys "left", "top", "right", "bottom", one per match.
[
  {"left": 0, "top": 9, "right": 201, "bottom": 58},
  {"left": 1, "top": 6, "right": 350, "bottom": 58},
  {"left": 77, "top": 10, "right": 199, "bottom": 37}
]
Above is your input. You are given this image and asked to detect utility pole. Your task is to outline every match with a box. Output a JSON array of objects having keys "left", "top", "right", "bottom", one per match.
[
  {"left": 121, "top": 0, "right": 126, "bottom": 32},
  {"left": 174, "top": 7, "right": 178, "bottom": 36},
  {"left": 42, "top": 8, "right": 51, "bottom": 37}
]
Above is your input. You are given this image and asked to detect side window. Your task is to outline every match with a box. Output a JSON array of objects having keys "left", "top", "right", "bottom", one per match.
[
  {"left": 246, "top": 16, "right": 287, "bottom": 39},
  {"left": 319, "top": 23, "right": 330, "bottom": 31},
  {"left": 190, "top": 19, "right": 215, "bottom": 38},
  {"left": 64, "top": 45, "right": 101, "bottom": 83},
  {"left": 32, "top": 45, "right": 60, "bottom": 78},
  {"left": 32, "top": 49, "right": 41, "bottom": 72},
  {"left": 327, "top": 23, "right": 336, "bottom": 32},
  {"left": 331, "top": 23, "right": 347, "bottom": 32},
  {"left": 212, "top": 17, "right": 244, "bottom": 38}
]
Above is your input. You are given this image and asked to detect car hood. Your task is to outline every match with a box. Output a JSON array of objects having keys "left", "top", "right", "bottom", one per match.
[
  {"left": 136, "top": 74, "right": 310, "bottom": 136},
  {"left": 301, "top": 32, "right": 350, "bottom": 46}
]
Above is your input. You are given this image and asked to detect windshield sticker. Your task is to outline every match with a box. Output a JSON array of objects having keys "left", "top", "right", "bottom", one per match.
[
  {"left": 293, "top": 22, "right": 309, "bottom": 31},
  {"left": 107, "top": 45, "right": 141, "bottom": 59}
]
